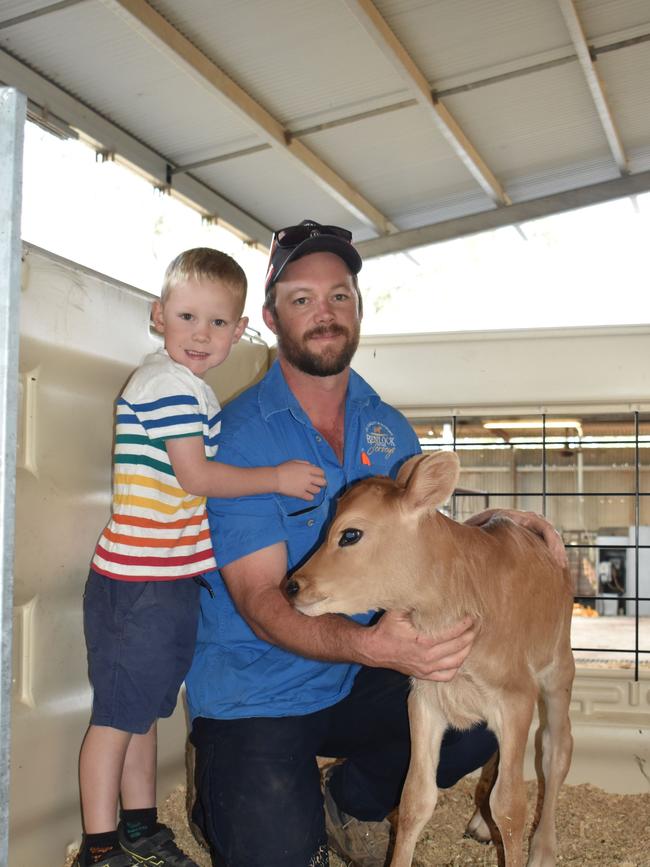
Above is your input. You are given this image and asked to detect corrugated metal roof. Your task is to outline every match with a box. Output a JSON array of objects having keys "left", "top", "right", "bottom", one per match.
[
  {"left": 446, "top": 63, "right": 613, "bottom": 179},
  {"left": 149, "top": 0, "right": 409, "bottom": 127},
  {"left": 193, "top": 147, "right": 358, "bottom": 234},
  {"left": 0, "top": 0, "right": 649, "bottom": 252},
  {"left": 376, "top": 0, "right": 571, "bottom": 82},
  {"left": 0, "top": 2, "right": 258, "bottom": 158}
]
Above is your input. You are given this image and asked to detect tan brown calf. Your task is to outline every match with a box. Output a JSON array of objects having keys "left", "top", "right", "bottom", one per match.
[{"left": 289, "top": 451, "right": 575, "bottom": 867}]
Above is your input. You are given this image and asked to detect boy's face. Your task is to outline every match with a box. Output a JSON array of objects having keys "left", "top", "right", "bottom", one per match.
[{"left": 152, "top": 277, "right": 248, "bottom": 378}]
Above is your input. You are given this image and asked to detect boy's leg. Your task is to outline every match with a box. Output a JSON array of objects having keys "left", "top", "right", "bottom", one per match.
[
  {"left": 120, "top": 722, "right": 157, "bottom": 809},
  {"left": 79, "top": 725, "right": 133, "bottom": 832},
  {"left": 190, "top": 714, "right": 330, "bottom": 867},
  {"left": 77, "top": 725, "right": 134, "bottom": 866},
  {"left": 82, "top": 570, "right": 201, "bottom": 865}
]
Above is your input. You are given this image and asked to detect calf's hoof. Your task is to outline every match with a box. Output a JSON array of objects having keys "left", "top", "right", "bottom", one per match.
[{"left": 463, "top": 807, "right": 493, "bottom": 844}]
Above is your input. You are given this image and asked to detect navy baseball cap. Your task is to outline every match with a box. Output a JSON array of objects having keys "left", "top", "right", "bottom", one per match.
[{"left": 264, "top": 219, "right": 362, "bottom": 292}]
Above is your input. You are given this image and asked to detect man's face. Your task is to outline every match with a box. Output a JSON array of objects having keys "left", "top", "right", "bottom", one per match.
[{"left": 263, "top": 252, "right": 361, "bottom": 377}]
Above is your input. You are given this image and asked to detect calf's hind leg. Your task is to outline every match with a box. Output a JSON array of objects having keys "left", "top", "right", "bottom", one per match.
[
  {"left": 465, "top": 750, "right": 499, "bottom": 844},
  {"left": 527, "top": 653, "right": 574, "bottom": 867},
  {"left": 390, "top": 690, "right": 446, "bottom": 867}
]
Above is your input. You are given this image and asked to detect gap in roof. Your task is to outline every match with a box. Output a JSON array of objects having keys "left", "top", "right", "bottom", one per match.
[{"left": 359, "top": 193, "right": 650, "bottom": 334}]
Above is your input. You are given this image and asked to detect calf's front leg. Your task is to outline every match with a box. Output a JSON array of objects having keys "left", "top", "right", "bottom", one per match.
[
  {"left": 390, "top": 686, "right": 447, "bottom": 867},
  {"left": 488, "top": 691, "right": 536, "bottom": 867}
]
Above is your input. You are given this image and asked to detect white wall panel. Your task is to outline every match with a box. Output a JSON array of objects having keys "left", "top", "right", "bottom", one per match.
[{"left": 355, "top": 325, "right": 650, "bottom": 415}]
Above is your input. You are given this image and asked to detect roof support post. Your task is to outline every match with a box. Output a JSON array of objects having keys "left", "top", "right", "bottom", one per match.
[{"left": 0, "top": 86, "right": 25, "bottom": 867}]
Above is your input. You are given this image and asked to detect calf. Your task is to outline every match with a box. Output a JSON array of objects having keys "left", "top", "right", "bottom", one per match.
[{"left": 288, "top": 451, "right": 574, "bottom": 867}]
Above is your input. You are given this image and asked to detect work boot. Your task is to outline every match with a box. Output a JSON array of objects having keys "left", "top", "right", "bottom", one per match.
[
  {"left": 323, "top": 771, "right": 391, "bottom": 867},
  {"left": 118, "top": 823, "right": 200, "bottom": 866}
]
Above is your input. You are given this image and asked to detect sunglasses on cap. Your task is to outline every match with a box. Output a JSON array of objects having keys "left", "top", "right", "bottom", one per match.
[
  {"left": 274, "top": 222, "right": 353, "bottom": 248},
  {"left": 264, "top": 219, "right": 361, "bottom": 292}
]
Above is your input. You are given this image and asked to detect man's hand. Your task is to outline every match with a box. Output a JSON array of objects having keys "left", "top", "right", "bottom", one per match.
[
  {"left": 467, "top": 508, "right": 567, "bottom": 569},
  {"left": 359, "top": 611, "right": 476, "bottom": 682}
]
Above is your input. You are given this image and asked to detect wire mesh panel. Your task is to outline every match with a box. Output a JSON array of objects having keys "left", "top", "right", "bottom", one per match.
[{"left": 417, "top": 411, "right": 649, "bottom": 680}]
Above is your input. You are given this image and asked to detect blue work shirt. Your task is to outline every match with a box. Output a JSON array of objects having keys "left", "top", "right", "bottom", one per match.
[{"left": 185, "top": 360, "right": 421, "bottom": 720}]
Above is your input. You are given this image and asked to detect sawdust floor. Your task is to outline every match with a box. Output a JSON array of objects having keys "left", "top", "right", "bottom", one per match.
[{"left": 146, "top": 776, "right": 650, "bottom": 867}]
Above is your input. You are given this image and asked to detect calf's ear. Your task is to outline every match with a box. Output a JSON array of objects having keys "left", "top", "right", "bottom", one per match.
[
  {"left": 402, "top": 451, "right": 460, "bottom": 511},
  {"left": 395, "top": 453, "right": 428, "bottom": 487}
]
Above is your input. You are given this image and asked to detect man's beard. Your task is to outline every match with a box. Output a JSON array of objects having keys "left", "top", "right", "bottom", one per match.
[{"left": 274, "top": 319, "right": 360, "bottom": 377}]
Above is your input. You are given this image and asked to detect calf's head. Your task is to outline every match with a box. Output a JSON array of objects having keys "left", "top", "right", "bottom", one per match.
[{"left": 288, "top": 450, "right": 460, "bottom": 616}]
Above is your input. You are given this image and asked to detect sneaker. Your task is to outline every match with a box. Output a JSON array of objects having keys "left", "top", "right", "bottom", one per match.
[
  {"left": 322, "top": 770, "right": 391, "bottom": 867},
  {"left": 73, "top": 851, "right": 135, "bottom": 867},
  {"left": 118, "top": 823, "right": 200, "bottom": 866}
]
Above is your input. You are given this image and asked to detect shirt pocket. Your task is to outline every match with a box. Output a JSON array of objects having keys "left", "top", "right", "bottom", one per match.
[{"left": 279, "top": 495, "right": 331, "bottom": 570}]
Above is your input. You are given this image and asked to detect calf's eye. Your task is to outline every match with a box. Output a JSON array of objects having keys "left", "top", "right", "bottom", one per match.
[{"left": 339, "top": 528, "right": 363, "bottom": 547}]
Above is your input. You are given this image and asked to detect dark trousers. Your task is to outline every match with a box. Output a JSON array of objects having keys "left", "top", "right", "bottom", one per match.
[{"left": 190, "top": 667, "right": 497, "bottom": 867}]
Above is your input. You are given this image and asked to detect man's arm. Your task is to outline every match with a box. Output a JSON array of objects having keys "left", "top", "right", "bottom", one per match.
[
  {"left": 466, "top": 508, "right": 567, "bottom": 568},
  {"left": 221, "top": 542, "right": 476, "bottom": 682}
]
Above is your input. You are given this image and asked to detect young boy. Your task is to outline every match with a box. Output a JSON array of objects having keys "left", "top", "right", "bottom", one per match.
[{"left": 76, "top": 248, "right": 326, "bottom": 867}]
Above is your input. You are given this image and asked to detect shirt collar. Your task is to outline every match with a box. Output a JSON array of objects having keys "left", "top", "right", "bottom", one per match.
[{"left": 258, "top": 359, "right": 380, "bottom": 422}]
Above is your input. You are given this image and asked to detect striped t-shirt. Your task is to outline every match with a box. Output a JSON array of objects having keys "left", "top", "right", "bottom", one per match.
[{"left": 92, "top": 349, "right": 220, "bottom": 581}]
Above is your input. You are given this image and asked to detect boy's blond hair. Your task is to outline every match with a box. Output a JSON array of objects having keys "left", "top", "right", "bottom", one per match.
[{"left": 161, "top": 247, "right": 247, "bottom": 314}]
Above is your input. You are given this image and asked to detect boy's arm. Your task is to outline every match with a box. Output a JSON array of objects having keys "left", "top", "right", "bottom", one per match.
[{"left": 166, "top": 435, "right": 326, "bottom": 501}]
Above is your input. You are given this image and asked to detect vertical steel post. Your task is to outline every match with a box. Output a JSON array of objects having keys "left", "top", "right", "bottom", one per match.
[
  {"left": 0, "top": 87, "right": 25, "bottom": 867},
  {"left": 634, "top": 411, "right": 640, "bottom": 682}
]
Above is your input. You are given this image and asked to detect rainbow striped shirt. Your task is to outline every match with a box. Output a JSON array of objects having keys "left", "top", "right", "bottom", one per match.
[{"left": 92, "top": 349, "right": 220, "bottom": 581}]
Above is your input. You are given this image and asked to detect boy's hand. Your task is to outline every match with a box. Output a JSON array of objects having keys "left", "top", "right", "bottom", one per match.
[{"left": 276, "top": 460, "right": 326, "bottom": 500}]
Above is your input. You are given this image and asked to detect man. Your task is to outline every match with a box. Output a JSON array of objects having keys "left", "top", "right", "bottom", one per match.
[{"left": 185, "top": 220, "right": 566, "bottom": 867}]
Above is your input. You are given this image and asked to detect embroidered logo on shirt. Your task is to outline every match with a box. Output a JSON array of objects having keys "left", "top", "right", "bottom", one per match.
[{"left": 364, "top": 422, "right": 396, "bottom": 460}]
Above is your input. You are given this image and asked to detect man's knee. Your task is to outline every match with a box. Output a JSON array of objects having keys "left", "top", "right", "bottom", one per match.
[{"left": 437, "top": 723, "right": 498, "bottom": 789}]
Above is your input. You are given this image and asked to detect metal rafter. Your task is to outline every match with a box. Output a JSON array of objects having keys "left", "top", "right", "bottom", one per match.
[
  {"left": 110, "top": 0, "right": 395, "bottom": 235},
  {"left": 557, "top": 0, "right": 628, "bottom": 175},
  {"left": 342, "top": 0, "right": 510, "bottom": 207},
  {"left": 0, "top": 0, "right": 88, "bottom": 31}
]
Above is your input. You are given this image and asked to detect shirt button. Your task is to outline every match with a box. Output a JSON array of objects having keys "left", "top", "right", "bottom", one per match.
[
  {"left": 307, "top": 519, "right": 315, "bottom": 527},
  {"left": 315, "top": 436, "right": 322, "bottom": 442}
]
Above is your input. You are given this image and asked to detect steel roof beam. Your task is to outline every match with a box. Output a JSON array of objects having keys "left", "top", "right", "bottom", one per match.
[
  {"left": 557, "top": 0, "right": 628, "bottom": 175},
  {"left": 343, "top": 0, "right": 510, "bottom": 207},
  {"left": 110, "top": 0, "right": 395, "bottom": 235},
  {"left": 0, "top": 0, "right": 88, "bottom": 31},
  {"left": 355, "top": 170, "right": 650, "bottom": 259}
]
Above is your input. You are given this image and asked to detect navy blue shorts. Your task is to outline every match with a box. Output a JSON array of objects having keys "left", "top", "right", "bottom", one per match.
[{"left": 84, "top": 568, "right": 201, "bottom": 734}]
